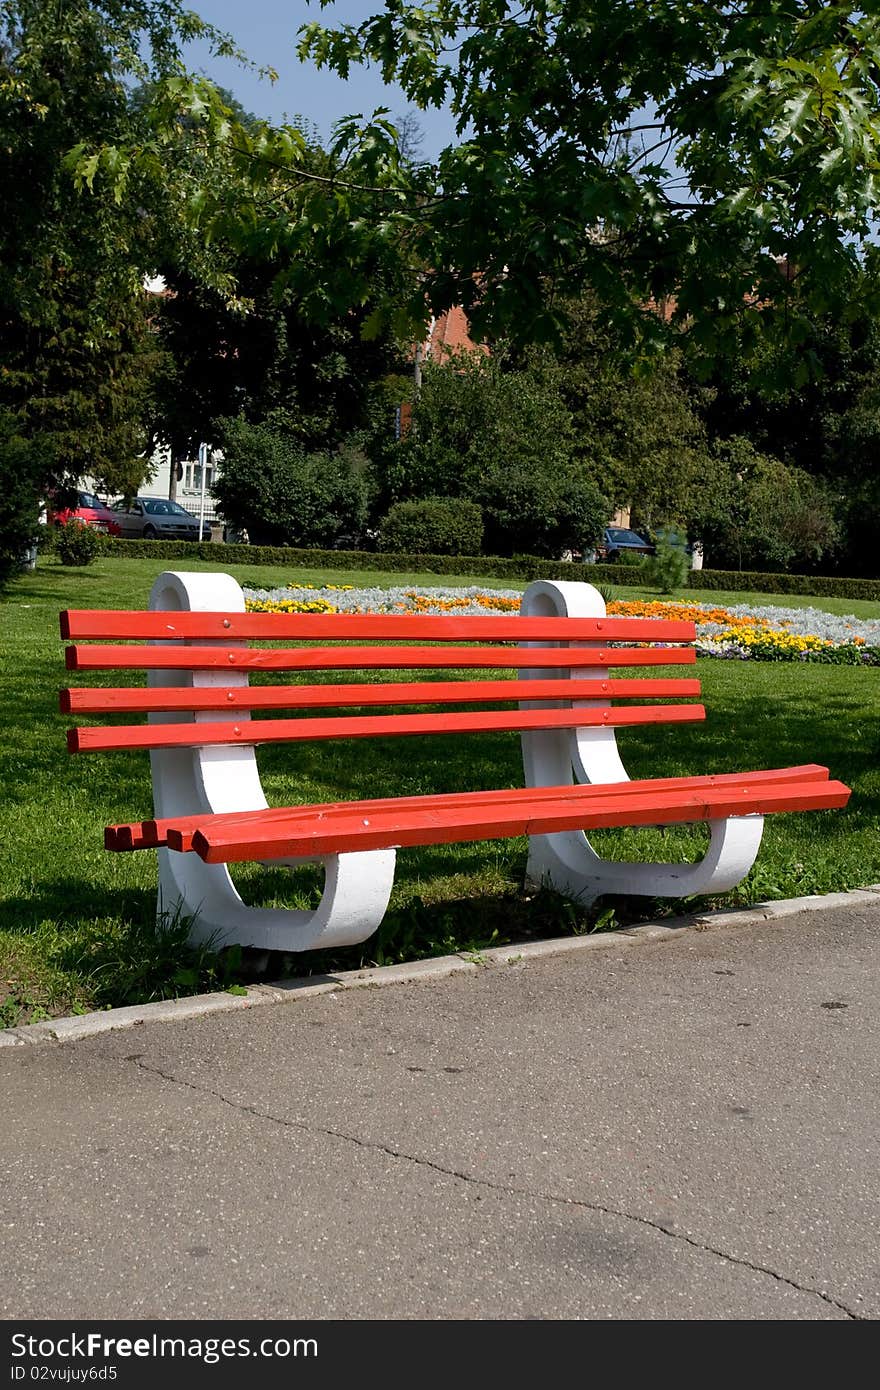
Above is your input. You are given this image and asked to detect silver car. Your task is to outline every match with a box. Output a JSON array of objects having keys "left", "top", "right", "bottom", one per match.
[{"left": 111, "top": 497, "right": 208, "bottom": 541}]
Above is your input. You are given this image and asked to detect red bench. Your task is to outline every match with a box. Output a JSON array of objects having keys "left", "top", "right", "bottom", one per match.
[{"left": 60, "top": 571, "right": 850, "bottom": 953}]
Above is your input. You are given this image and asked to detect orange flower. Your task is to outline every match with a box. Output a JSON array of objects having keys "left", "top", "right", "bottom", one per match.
[{"left": 607, "top": 599, "right": 772, "bottom": 631}]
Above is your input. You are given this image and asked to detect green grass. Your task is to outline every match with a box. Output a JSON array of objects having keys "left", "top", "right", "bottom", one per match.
[{"left": 2, "top": 555, "right": 878, "bottom": 1024}]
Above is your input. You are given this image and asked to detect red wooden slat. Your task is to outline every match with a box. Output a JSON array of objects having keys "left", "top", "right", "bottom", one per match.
[
  {"left": 70, "top": 703, "right": 706, "bottom": 754},
  {"left": 60, "top": 609, "right": 696, "bottom": 643},
  {"left": 104, "top": 764, "right": 828, "bottom": 854},
  {"left": 61, "top": 676, "right": 703, "bottom": 714},
  {"left": 66, "top": 644, "right": 697, "bottom": 672},
  {"left": 189, "top": 780, "right": 851, "bottom": 862}
]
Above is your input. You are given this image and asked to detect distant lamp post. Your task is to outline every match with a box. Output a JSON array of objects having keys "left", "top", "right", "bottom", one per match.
[{"left": 198, "top": 442, "right": 209, "bottom": 542}]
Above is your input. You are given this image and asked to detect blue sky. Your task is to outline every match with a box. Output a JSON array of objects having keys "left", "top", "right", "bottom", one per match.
[{"left": 183, "top": 1, "right": 460, "bottom": 157}]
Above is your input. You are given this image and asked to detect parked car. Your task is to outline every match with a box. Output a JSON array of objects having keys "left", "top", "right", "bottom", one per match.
[
  {"left": 47, "top": 490, "right": 122, "bottom": 536},
  {"left": 588, "top": 526, "right": 656, "bottom": 562},
  {"left": 111, "top": 497, "right": 209, "bottom": 541}
]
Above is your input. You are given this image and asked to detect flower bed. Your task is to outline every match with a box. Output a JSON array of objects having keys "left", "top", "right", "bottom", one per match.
[{"left": 242, "top": 585, "right": 880, "bottom": 664}]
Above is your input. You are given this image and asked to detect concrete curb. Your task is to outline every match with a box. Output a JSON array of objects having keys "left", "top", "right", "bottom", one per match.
[{"left": 3, "top": 884, "right": 879, "bottom": 1048}]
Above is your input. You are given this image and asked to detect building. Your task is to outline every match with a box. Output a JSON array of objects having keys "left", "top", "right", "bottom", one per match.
[{"left": 144, "top": 443, "right": 225, "bottom": 539}]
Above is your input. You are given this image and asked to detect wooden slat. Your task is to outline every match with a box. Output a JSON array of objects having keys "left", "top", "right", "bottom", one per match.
[
  {"left": 60, "top": 609, "right": 696, "bottom": 643},
  {"left": 66, "top": 644, "right": 697, "bottom": 673},
  {"left": 188, "top": 779, "right": 851, "bottom": 862},
  {"left": 70, "top": 703, "right": 706, "bottom": 755},
  {"left": 103, "top": 764, "right": 827, "bottom": 854},
  {"left": 61, "top": 676, "right": 703, "bottom": 715}
]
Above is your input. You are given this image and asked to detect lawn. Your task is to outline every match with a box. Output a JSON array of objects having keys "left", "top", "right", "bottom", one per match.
[{"left": 2, "top": 554, "right": 878, "bottom": 1025}]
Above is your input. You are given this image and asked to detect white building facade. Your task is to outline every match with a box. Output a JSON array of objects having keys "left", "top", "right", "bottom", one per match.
[{"left": 145, "top": 444, "right": 226, "bottom": 539}]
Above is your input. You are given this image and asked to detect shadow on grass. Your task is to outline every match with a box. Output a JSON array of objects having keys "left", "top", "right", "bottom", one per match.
[
  {"left": 0, "top": 877, "right": 248, "bottom": 1011},
  {"left": 0, "top": 878, "right": 154, "bottom": 938},
  {"left": 13, "top": 568, "right": 120, "bottom": 599},
  {"left": 0, "top": 863, "right": 615, "bottom": 1005}
]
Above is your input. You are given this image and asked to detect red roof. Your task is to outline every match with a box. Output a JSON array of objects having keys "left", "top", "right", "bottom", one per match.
[{"left": 423, "top": 307, "right": 487, "bottom": 361}]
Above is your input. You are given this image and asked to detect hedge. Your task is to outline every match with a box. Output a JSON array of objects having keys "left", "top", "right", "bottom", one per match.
[
  {"left": 81, "top": 535, "right": 880, "bottom": 601},
  {"left": 682, "top": 569, "right": 880, "bottom": 601}
]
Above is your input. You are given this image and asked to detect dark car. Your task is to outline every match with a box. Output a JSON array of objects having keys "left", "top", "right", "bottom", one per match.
[
  {"left": 48, "top": 490, "right": 122, "bottom": 536},
  {"left": 595, "top": 526, "right": 655, "bottom": 561},
  {"left": 111, "top": 497, "right": 209, "bottom": 541}
]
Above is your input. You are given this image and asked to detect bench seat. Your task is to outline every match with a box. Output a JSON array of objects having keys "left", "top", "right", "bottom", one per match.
[
  {"left": 103, "top": 763, "right": 844, "bottom": 856},
  {"left": 191, "top": 773, "right": 848, "bottom": 859}
]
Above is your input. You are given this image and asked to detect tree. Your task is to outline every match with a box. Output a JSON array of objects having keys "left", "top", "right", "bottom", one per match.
[
  {"left": 0, "top": 1, "right": 246, "bottom": 493},
  {"left": 694, "top": 253, "right": 880, "bottom": 572},
  {"left": 211, "top": 417, "right": 370, "bottom": 548},
  {"left": 377, "top": 355, "right": 609, "bottom": 556},
  {"left": 300, "top": 2, "right": 880, "bottom": 362},
  {"left": 150, "top": 253, "right": 406, "bottom": 464},
  {"left": 691, "top": 437, "right": 840, "bottom": 572},
  {"left": 701, "top": 254, "right": 880, "bottom": 468},
  {"left": 0, "top": 411, "right": 45, "bottom": 589},
  {"left": 1, "top": 0, "right": 421, "bottom": 535},
  {"left": 378, "top": 354, "right": 575, "bottom": 505},
  {"left": 34, "top": 6, "right": 880, "bottom": 375},
  {"left": 392, "top": 110, "right": 427, "bottom": 167},
  {"left": 2, "top": 289, "right": 166, "bottom": 497},
  {"left": 520, "top": 294, "right": 718, "bottom": 531}
]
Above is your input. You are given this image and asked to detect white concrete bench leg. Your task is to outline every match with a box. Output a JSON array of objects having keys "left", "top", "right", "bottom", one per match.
[
  {"left": 148, "top": 571, "right": 395, "bottom": 952},
  {"left": 519, "top": 579, "right": 764, "bottom": 905}
]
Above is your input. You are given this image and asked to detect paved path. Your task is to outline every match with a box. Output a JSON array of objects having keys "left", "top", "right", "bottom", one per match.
[{"left": 2, "top": 901, "right": 878, "bottom": 1320}]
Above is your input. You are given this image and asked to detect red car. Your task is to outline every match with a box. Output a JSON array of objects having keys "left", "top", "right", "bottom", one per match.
[{"left": 48, "top": 490, "right": 122, "bottom": 536}]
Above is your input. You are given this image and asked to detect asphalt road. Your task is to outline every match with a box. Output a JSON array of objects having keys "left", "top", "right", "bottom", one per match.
[{"left": 2, "top": 901, "right": 878, "bottom": 1320}]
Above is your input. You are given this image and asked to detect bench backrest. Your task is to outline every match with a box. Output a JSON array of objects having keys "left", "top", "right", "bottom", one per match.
[{"left": 60, "top": 606, "right": 703, "bottom": 755}]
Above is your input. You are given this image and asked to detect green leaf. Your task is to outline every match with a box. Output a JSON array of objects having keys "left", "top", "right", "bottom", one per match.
[{"left": 78, "top": 153, "right": 100, "bottom": 190}]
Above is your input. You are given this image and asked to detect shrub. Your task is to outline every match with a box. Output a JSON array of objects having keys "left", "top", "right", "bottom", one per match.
[
  {"left": 371, "top": 357, "right": 611, "bottom": 558},
  {"left": 54, "top": 518, "right": 101, "bottom": 566},
  {"left": 212, "top": 418, "right": 369, "bottom": 548},
  {"left": 478, "top": 466, "right": 609, "bottom": 558},
  {"left": 379, "top": 497, "right": 484, "bottom": 555}
]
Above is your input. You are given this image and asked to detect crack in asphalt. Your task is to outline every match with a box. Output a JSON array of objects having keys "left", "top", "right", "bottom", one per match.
[{"left": 127, "top": 1055, "right": 861, "bottom": 1319}]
